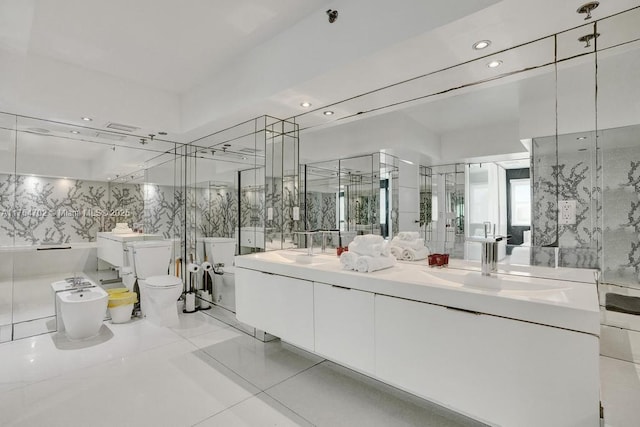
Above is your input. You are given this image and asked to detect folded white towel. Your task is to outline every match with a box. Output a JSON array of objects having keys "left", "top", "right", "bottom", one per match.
[
  {"left": 356, "top": 234, "right": 385, "bottom": 243},
  {"left": 354, "top": 255, "right": 396, "bottom": 273},
  {"left": 391, "top": 237, "right": 425, "bottom": 250},
  {"left": 340, "top": 252, "right": 359, "bottom": 270},
  {"left": 349, "top": 235, "right": 388, "bottom": 257},
  {"left": 390, "top": 246, "right": 403, "bottom": 260},
  {"left": 398, "top": 231, "right": 420, "bottom": 241},
  {"left": 402, "top": 247, "right": 429, "bottom": 261}
]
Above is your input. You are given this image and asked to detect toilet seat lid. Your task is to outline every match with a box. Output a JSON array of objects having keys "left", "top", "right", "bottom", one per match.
[{"left": 143, "top": 275, "right": 182, "bottom": 288}]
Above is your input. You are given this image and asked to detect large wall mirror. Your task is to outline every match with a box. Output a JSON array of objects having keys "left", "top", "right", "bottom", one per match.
[
  {"left": 294, "top": 9, "right": 640, "bottom": 294},
  {"left": 0, "top": 114, "right": 184, "bottom": 341}
]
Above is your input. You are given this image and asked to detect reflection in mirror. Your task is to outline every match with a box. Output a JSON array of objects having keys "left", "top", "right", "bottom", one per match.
[
  {"left": 420, "top": 164, "right": 464, "bottom": 256},
  {"left": 180, "top": 116, "right": 299, "bottom": 313},
  {"left": 0, "top": 115, "right": 185, "bottom": 340},
  {"left": 301, "top": 153, "right": 400, "bottom": 251}
]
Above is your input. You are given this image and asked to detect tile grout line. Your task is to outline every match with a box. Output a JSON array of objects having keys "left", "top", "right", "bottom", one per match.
[
  {"left": 258, "top": 390, "right": 319, "bottom": 427},
  {"left": 196, "top": 348, "right": 267, "bottom": 392},
  {"left": 263, "top": 359, "right": 326, "bottom": 392},
  {"left": 258, "top": 360, "right": 329, "bottom": 427},
  {"left": 188, "top": 393, "right": 257, "bottom": 427},
  {"left": 188, "top": 391, "right": 317, "bottom": 427}
]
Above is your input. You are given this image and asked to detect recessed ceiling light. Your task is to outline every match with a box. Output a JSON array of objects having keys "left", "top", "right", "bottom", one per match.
[
  {"left": 473, "top": 40, "right": 491, "bottom": 50},
  {"left": 576, "top": 136, "right": 587, "bottom": 140},
  {"left": 242, "top": 157, "right": 247, "bottom": 160},
  {"left": 71, "top": 130, "right": 80, "bottom": 134},
  {"left": 323, "top": 111, "right": 334, "bottom": 116},
  {"left": 487, "top": 60, "right": 503, "bottom": 68},
  {"left": 81, "top": 117, "right": 92, "bottom": 121},
  {"left": 578, "top": 148, "right": 588, "bottom": 152},
  {"left": 300, "top": 101, "right": 312, "bottom": 108}
]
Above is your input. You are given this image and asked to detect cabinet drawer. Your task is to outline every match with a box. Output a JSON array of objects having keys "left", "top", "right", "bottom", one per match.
[
  {"left": 314, "top": 282, "right": 375, "bottom": 373},
  {"left": 236, "top": 268, "right": 314, "bottom": 351}
]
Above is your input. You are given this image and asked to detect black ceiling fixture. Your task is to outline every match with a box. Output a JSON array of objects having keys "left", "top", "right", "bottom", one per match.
[
  {"left": 326, "top": 9, "right": 338, "bottom": 23},
  {"left": 577, "top": 2, "right": 599, "bottom": 20}
]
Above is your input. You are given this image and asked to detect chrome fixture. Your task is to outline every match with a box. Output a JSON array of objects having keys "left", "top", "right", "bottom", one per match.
[
  {"left": 326, "top": 9, "right": 338, "bottom": 23},
  {"left": 139, "top": 138, "right": 148, "bottom": 145},
  {"left": 577, "top": 1, "right": 599, "bottom": 20},
  {"left": 466, "top": 221, "right": 506, "bottom": 276},
  {"left": 578, "top": 32, "right": 600, "bottom": 48}
]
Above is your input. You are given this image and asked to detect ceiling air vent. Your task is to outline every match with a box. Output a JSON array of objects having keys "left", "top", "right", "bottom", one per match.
[
  {"left": 238, "top": 147, "right": 263, "bottom": 154},
  {"left": 95, "top": 132, "right": 126, "bottom": 141},
  {"left": 105, "top": 122, "right": 140, "bottom": 132}
]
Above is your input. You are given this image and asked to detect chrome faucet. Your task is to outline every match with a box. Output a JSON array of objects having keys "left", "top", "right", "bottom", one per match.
[
  {"left": 467, "top": 222, "right": 505, "bottom": 276},
  {"left": 66, "top": 275, "right": 93, "bottom": 289}
]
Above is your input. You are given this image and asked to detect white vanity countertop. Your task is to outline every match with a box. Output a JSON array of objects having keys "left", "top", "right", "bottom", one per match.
[{"left": 235, "top": 250, "right": 600, "bottom": 336}]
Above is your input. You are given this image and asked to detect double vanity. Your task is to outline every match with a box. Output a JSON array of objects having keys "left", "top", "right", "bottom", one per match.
[{"left": 235, "top": 250, "right": 601, "bottom": 427}]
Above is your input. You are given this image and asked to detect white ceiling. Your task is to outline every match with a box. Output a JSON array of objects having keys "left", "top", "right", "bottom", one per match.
[
  {"left": 1, "top": 0, "right": 326, "bottom": 94},
  {"left": 0, "top": 0, "right": 639, "bottom": 180}
]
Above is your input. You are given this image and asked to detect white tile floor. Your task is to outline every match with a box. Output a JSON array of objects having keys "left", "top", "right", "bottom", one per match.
[{"left": 0, "top": 309, "right": 638, "bottom": 426}]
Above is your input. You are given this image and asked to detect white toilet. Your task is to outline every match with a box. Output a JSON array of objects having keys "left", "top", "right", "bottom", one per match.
[
  {"left": 124, "top": 240, "right": 183, "bottom": 327},
  {"left": 202, "top": 237, "right": 237, "bottom": 311}
]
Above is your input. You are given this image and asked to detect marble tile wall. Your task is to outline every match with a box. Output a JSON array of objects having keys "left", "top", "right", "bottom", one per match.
[{"left": 531, "top": 144, "right": 599, "bottom": 269}]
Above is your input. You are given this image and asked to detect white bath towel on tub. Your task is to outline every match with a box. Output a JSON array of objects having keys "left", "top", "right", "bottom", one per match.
[{"left": 354, "top": 255, "right": 396, "bottom": 273}]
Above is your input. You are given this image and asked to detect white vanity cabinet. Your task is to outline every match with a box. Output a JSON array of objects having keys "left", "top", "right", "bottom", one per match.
[
  {"left": 313, "top": 282, "right": 375, "bottom": 374},
  {"left": 375, "top": 294, "right": 600, "bottom": 427},
  {"left": 236, "top": 268, "right": 314, "bottom": 351},
  {"left": 234, "top": 251, "right": 601, "bottom": 427}
]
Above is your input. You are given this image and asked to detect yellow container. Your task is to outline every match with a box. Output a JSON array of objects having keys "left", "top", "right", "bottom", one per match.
[
  {"left": 107, "top": 288, "right": 129, "bottom": 295},
  {"left": 107, "top": 291, "right": 138, "bottom": 308}
]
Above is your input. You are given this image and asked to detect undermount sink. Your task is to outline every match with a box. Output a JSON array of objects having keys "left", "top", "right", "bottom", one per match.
[
  {"left": 421, "top": 270, "right": 570, "bottom": 292},
  {"left": 267, "top": 251, "right": 332, "bottom": 265}
]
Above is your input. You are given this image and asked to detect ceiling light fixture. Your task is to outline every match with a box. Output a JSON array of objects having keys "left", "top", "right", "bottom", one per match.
[
  {"left": 577, "top": 136, "right": 587, "bottom": 140},
  {"left": 578, "top": 32, "right": 600, "bottom": 48},
  {"left": 487, "top": 60, "right": 503, "bottom": 68},
  {"left": 81, "top": 117, "right": 92, "bottom": 122},
  {"left": 472, "top": 40, "right": 491, "bottom": 50},
  {"left": 300, "top": 101, "right": 312, "bottom": 108},
  {"left": 71, "top": 130, "right": 80, "bottom": 134},
  {"left": 577, "top": 1, "right": 599, "bottom": 20},
  {"left": 323, "top": 111, "right": 334, "bottom": 116}
]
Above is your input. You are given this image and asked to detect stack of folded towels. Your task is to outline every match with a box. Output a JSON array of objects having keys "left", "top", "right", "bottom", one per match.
[
  {"left": 389, "top": 231, "right": 430, "bottom": 261},
  {"left": 340, "top": 234, "right": 396, "bottom": 273}
]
